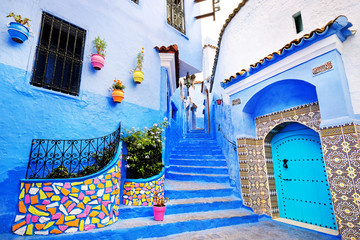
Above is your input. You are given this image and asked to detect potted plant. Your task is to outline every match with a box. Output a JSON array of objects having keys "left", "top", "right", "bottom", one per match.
[
  {"left": 91, "top": 36, "right": 106, "bottom": 70},
  {"left": 152, "top": 191, "right": 169, "bottom": 221},
  {"left": 112, "top": 79, "right": 125, "bottom": 103},
  {"left": 132, "top": 47, "right": 145, "bottom": 84},
  {"left": 6, "top": 12, "right": 30, "bottom": 43}
]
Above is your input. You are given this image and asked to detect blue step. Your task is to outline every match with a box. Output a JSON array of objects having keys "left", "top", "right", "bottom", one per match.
[
  {"left": 171, "top": 149, "right": 223, "bottom": 154},
  {"left": 169, "top": 159, "right": 227, "bottom": 167},
  {"left": 168, "top": 165, "right": 228, "bottom": 175},
  {"left": 166, "top": 171, "right": 230, "bottom": 183},
  {"left": 170, "top": 154, "right": 226, "bottom": 159},
  {"left": 166, "top": 187, "right": 234, "bottom": 199},
  {"left": 83, "top": 209, "right": 258, "bottom": 240},
  {"left": 118, "top": 197, "right": 243, "bottom": 219}
]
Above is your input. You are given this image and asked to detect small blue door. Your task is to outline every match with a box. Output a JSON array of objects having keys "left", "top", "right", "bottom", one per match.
[{"left": 271, "top": 123, "right": 337, "bottom": 230}]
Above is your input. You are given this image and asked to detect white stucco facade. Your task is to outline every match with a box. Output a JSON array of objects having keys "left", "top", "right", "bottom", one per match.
[{"left": 213, "top": 0, "right": 360, "bottom": 114}]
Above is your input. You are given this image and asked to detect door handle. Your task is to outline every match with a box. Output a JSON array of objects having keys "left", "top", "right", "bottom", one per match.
[{"left": 283, "top": 159, "right": 288, "bottom": 169}]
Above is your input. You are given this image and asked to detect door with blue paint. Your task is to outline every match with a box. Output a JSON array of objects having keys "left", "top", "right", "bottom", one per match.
[{"left": 271, "top": 123, "right": 337, "bottom": 230}]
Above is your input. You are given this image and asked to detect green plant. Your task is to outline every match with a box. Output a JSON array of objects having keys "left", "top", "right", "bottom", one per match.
[
  {"left": 46, "top": 165, "right": 75, "bottom": 179},
  {"left": 133, "top": 47, "right": 144, "bottom": 71},
  {"left": 93, "top": 36, "right": 107, "bottom": 57},
  {"left": 122, "top": 119, "right": 168, "bottom": 179},
  {"left": 112, "top": 79, "right": 126, "bottom": 90},
  {"left": 153, "top": 191, "right": 169, "bottom": 207},
  {"left": 78, "top": 165, "right": 98, "bottom": 177},
  {"left": 46, "top": 142, "right": 117, "bottom": 179},
  {"left": 7, "top": 12, "right": 30, "bottom": 28}
]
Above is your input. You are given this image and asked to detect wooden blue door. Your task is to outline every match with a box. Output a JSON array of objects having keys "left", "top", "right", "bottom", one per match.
[{"left": 271, "top": 123, "right": 337, "bottom": 230}]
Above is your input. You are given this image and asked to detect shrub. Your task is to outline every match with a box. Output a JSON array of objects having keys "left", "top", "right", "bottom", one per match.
[{"left": 122, "top": 119, "right": 167, "bottom": 179}]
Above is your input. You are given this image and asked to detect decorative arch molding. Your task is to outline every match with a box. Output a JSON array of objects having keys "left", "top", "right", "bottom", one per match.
[{"left": 237, "top": 102, "right": 321, "bottom": 216}]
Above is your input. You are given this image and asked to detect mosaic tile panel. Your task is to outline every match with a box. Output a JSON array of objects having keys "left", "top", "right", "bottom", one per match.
[
  {"left": 239, "top": 102, "right": 323, "bottom": 219},
  {"left": 122, "top": 174, "right": 165, "bottom": 206},
  {"left": 12, "top": 154, "right": 122, "bottom": 236},
  {"left": 320, "top": 122, "right": 360, "bottom": 238},
  {"left": 255, "top": 102, "right": 321, "bottom": 139},
  {"left": 237, "top": 138, "right": 271, "bottom": 216}
]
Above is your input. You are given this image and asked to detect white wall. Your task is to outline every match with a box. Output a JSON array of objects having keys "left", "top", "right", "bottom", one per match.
[{"left": 213, "top": 0, "right": 360, "bottom": 114}]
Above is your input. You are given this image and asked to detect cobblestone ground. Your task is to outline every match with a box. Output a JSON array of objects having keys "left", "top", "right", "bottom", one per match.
[{"left": 141, "top": 220, "right": 341, "bottom": 240}]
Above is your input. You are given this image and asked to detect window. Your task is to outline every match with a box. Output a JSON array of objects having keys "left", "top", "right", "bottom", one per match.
[
  {"left": 293, "top": 12, "right": 303, "bottom": 34},
  {"left": 31, "top": 12, "right": 86, "bottom": 96},
  {"left": 167, "top": 0, "right": 185, "bottom": 34},
  {"left": 131, "top": 0, "right": 139, "bottom": 3}
]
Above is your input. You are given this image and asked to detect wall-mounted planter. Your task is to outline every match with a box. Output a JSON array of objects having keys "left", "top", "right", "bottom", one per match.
[
  {"left": 91, "top": 54, "right": 105, "bottom": 70},
  {"left": 112, "top": 90, "right": 124, "bottom": 103},
  {"left": 133, "top": 70, "right": 144, "bottom": 84},
  {"left": 8, "top": 22, "right": 29, "bottom": 43}
]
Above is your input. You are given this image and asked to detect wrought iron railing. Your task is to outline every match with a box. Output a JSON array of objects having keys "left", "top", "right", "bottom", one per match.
[
  {"left": 25, "top": 124, "right": 121, "bottom": 179},
  {"left": 214, "top": 119, "right": 237, "bottom": 151}
]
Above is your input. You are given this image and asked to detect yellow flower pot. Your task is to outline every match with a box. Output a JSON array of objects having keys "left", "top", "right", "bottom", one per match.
[
  {"left": 133, "top": 70, "right": 144, "bottom": 84},
  {"left": 112, "top": 89, "right": 124, "bottom": 103}
]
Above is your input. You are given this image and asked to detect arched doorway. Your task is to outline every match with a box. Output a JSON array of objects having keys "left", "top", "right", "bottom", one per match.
[{"left": 270, "top": 122, "right": 337, "bottom": 230}]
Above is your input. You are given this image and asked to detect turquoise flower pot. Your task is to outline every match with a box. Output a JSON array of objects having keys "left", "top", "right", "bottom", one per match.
[{"left": 8, "top": 22, "right": 29, "bottom": 43}]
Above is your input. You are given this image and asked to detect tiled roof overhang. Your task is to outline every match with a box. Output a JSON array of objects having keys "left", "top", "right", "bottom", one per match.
[
  {"left": 220, "top": 15, "right": 354, "bottom": 89},
  {"left": 155, "top": 45, "right": 180, "bottom": 88}
]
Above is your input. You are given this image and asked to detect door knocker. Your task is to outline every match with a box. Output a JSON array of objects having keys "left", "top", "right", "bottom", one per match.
[{"left": 283, "top": 159, "right": 288, "bottom": 169}]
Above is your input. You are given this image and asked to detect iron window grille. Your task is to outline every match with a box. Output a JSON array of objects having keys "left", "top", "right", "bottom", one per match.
[
  {"left": 167, "top": 0, "right": 185, "bottom": 34},
  {"left": 31, "top": 12, "right": 86, "bottom": 96}
]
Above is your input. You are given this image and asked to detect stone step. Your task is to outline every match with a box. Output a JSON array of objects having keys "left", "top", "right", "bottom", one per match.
[
  {"left": 170, "top": 153, "right": 226, "bottom": 159},
  {"left": 178, "top": 140, "right": 218, "bottom": 145},
  {"left": 168, "top": 165, "right": 228, "bottom": 175},
  {"left": 166, "top": 171, "right": 230, "bottom": 183},
  {"left": 171, "top": 149, "right": 223, "bottom": 154},
  {"left": 118, "top": 196, "right": 243, "bottom": 219},
  {"left": 76, "top": 209, "right": 258, "bottom": 240},
  {"left": 169, "top": 159, "right": 227, "bottom": 167},
  {"left": 165, "top": 180, "right": 234, "bottom": 199}
]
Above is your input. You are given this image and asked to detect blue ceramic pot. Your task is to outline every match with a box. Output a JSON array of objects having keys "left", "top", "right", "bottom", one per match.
[{"left": 8, "top": 22, "right": 29, "bottom": 43}]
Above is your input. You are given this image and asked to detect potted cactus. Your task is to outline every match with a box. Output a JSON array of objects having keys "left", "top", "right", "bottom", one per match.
[
  {"left": 152, "top": 191, "right": 169, "bottom": 221},
  {"left": 132, "top": 47, "right": 145, "bottom": 84},
  {"left": 6, "top": 13, "right": 30, "bottom": 43},
  {"left": 91, "top": 36, "right": 106, "bottom": 70},
  {"left": 112, "top": 79, "right": 125, "bottom": 103}
]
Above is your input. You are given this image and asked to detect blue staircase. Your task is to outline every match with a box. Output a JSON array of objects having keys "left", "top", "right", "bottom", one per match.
[{"left": 26, "top": 130, "right": 258, "bottom": 240}]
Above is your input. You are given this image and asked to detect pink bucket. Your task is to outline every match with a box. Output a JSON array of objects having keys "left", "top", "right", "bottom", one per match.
[
  {"left": 91, "top": 54, "right": 105, "bottom": 70},
  {"left": 153, "top": 205, "right": 166, "bottom": 221}
]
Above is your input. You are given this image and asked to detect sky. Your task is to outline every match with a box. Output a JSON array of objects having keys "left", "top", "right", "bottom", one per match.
[{"left": 200, "top": 0, "right": 243, "bottom": 42}]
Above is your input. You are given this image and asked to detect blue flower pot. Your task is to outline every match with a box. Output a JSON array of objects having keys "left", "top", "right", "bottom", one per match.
[{"left": 8, "top": 22, "right": 29, "bottom": 43}]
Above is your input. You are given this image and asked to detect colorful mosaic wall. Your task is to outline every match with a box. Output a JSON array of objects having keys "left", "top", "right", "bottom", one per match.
[
  {"left": 320, "top": 123, "right": 360, "bottom": 240},
  {"left": 122, "top": 172, "right": 165, "bottom": 206},
  {"left": 238, "top": 102, "right": 321, "bottom": 218},
  {"left": 238, "top": 138, "right": 270, "bottom": 215},
  {"left": 12, "top": 152, "right": 122, "bottom": 236}
]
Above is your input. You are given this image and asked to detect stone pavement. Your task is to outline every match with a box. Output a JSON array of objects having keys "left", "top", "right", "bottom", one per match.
[{"left": 141, "top": 219, "right": 341, "bottom": 240}]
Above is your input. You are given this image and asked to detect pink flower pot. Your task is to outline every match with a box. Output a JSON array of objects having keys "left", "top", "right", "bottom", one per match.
[
  {"left": 153, "top": 205, "right": 166, "bottom": 221},
  {"left": 91, "top": 54, "right": 105, "bottom": 70}
]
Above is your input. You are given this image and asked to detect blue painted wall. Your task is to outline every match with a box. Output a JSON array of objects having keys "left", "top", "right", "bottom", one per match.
[
  {"left": 228, "top": 49, "right": 355, "bottom": 139},
  {"left": 0, "top": 0, "right": 201, "bottom": 234}
]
